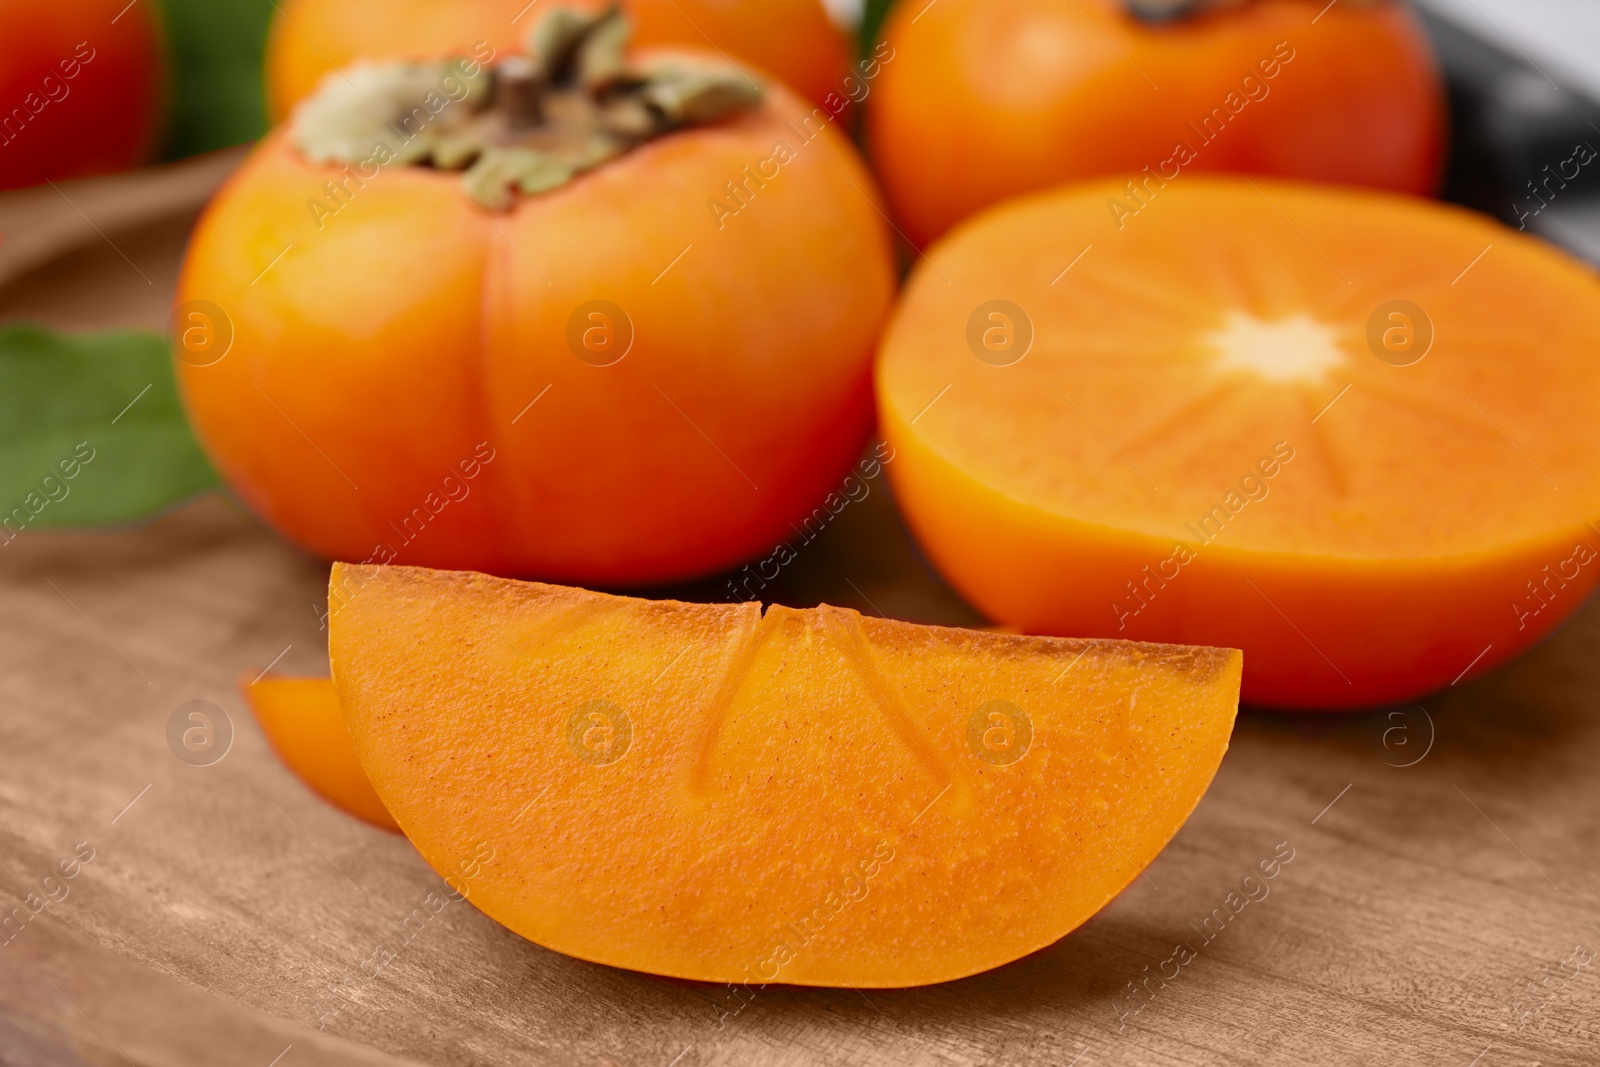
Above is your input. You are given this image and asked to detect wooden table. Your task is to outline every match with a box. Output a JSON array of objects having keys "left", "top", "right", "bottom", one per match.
[{"left": 1, "top": 156, "right": 1596, "bottom": 1067}]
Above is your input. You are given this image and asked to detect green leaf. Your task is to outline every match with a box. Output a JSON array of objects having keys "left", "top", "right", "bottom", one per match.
[
  {"left": 860, "top": 0, "right": 899, "bottom": 57},
  {"left": 0, "top": 324, "right": 219, "bottom": 532},
  {"left": 155, "top": 0, "right": 277, "bottom": 158}
]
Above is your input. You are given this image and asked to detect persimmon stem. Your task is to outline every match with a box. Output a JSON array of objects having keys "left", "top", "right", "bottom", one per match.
[
  {"left": 497, "top": 57, "right": 544, "bottom": 129},
  {"left": 289, "top": 4, "right": 763, "bottom": 210}
]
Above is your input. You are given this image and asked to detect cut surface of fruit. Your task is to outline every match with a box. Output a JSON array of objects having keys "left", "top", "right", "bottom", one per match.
[
  {"left": 329, "top": 563, "right": 1241, "bottom": 987},
  {"left": 242, "top": 673, "right": 400, "bottom": 832},
  {"left": 876, "top": 177, "right": 1600, "bottom": 708}
]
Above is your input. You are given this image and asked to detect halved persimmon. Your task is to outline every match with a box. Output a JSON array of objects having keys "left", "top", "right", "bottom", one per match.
[
  {"left": 867, "top": 0, "right": 1444, "bottom": 248},
  {"left": 328, "top": 562, "right": 1241, "bottom": 986},
  {"left": 242, "top": 673, "right": 399, "bottom": 832},
  {"left": 266, "top": 0, "right": 850, "bottom": 119},
  {"left": 877, "top": 176, "right": 1600, "bottom": 709}
]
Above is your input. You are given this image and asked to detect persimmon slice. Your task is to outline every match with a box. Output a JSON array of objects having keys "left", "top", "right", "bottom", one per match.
[
  {"left": 329, "top": 563, "right": 1241, "bottom": 987},
  {"left": 877, "top": 177, "right": 1600, "bottom": 708},
  {"left": 242, "top": 674, "right": 400, "bottom": 832}
]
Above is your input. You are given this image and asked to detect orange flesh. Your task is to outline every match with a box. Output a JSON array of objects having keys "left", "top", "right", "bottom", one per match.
[
  {"left": 877, "top": 177, "right": 1600, "bottom": 708},
  {"left": 329, "top": 563, "right": 1241, "bottom": 987},
  {"left": 242, "top": 673, "right": 400, "bottom": 832}
]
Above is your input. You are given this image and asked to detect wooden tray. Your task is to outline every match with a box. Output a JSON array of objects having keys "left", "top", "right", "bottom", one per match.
[{"left": 1, "top": 156, "right": 1595, "bottom": 1067}]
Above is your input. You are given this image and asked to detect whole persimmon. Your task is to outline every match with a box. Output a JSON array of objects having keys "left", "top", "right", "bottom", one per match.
[
  {"left": 175, "top": 8, "right": 894, "bottom": 586},
  {"left": 867, "top": 0, "right": 1445, "bottom": 247},
  {"left": 0, "top": 0, "right": 165, "bottom": 190},
  {"left": 266, "top": 0, "right": 850, "bottom": 120}
]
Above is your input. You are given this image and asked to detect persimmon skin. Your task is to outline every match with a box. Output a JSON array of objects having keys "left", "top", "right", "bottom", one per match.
[
  {"left": 266, "top": 0, "right": 849, "bottom": 120},
  {"left": 242, "top": 674, "right": 400, "bottom": 832},
  {"left": 867, "top": 0, "right": 1445, "bottom": 248},
  {"left": 0, "top": 0, "right": 165, "bottom": 190},
  {"left": 175, "top": 68, "right": 893, "bottom": 585},
  {"left": 882, "top": 423, "right": 1597, "bottom": 710}
]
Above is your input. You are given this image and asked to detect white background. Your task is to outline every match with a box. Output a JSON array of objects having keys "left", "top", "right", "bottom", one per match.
[{"left": 1410, "top": 0, "right": 1600, "bottom": 102}]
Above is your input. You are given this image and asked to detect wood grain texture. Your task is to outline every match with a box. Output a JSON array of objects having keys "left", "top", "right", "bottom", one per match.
[
  {"left": 3, "top": 474, "right": 1598, "bottom": 1066},
  {"left": 1, "top": 155, "right": 1597, "bottom": 1067},
  {"left": 0, "top": 149, "right": 247, "bottom": 331}
]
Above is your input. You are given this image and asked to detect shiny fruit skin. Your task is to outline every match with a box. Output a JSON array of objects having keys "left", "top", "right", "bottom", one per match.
[
  {"left": 175, "top": 70, "right": 894, "bottom": 585},
  {"left": 867, "top": 0, "right": 1445, "bottom": 248}
]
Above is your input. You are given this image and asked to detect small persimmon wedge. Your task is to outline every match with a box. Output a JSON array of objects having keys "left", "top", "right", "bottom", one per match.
[
  {"left": 329, "top": 563, "right": 1241, "bottom": 987},
  {"left": 242, "top": 673, "right": 400, "bottom": 832},
  {"left": 876, "top": 177, "right": 1600, "bottom": 709}
]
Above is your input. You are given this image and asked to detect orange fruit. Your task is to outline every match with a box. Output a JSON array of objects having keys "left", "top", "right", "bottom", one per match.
[
  {"left": 877, "top": 176, "right": 1600, "bottom": 709},
  {"left": 329, "top": 563, "right": 1242, "bottom": 986},
  {"left": 176, "top": 28, "right": 893, "bottom": 585},
  {"left": 266, "top": 0, "right": 850, "bottom": 119},
  {"left": 0, "top": 0, "right": 165, "bottom": 190},
  {"left": 242, "top": 673, "right": 399, "bottom": 832},
  {"left": 867, "top": 0, "right": 1443, "bottom": 247}
]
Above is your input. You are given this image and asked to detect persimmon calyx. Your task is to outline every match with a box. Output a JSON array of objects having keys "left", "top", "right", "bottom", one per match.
[
  {"left": 1121, "top": 0, "right": 1381, "bottom": 21},
  {"left": 289, "top": 4, "right": 763, "bottom": 210}
]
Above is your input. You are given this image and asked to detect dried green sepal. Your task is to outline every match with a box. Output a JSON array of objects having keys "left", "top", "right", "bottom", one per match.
[
  {"left": 459, "top": 150, "right": 516, "bottom": 211},
  {"left": 530, "top": 7, "right": 601, "bottom": 81},
  {"left": 571, "top": 132, "right": 630, "bottom": 170},
  {"left": 293, "top": 60, "right": 492, "bottom": 165},
  {"left": 518, "top": 157, "right": 579, "bottom": 194},
  {"left": 576, "top": 11, "right": 632, "bottom": 90},
  {"left": 431, "top": 136, "right": 484, "bottom": 170},
  {"left": 600, "top": 95, "right": 664, "bottom": 140},
  {"left": 642, "top": 68, "right": 764, "bottom": 126},
  {"left": 463, "top": 148, "right": 575, "bottom": 209},
  {"left": 290, "top": 4, "right": 762, "bottom": 209}
]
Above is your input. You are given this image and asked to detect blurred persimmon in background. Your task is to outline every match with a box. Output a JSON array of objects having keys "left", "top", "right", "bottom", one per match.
[
  {"left": 867, "top": 0, "right": 1445, "bottom": 248},
  {"left": 0, "top": 0, "right": 166, "bottom": 190},
  {"left": 265, "top": 0, "right": 850, "bottom": 119}
]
